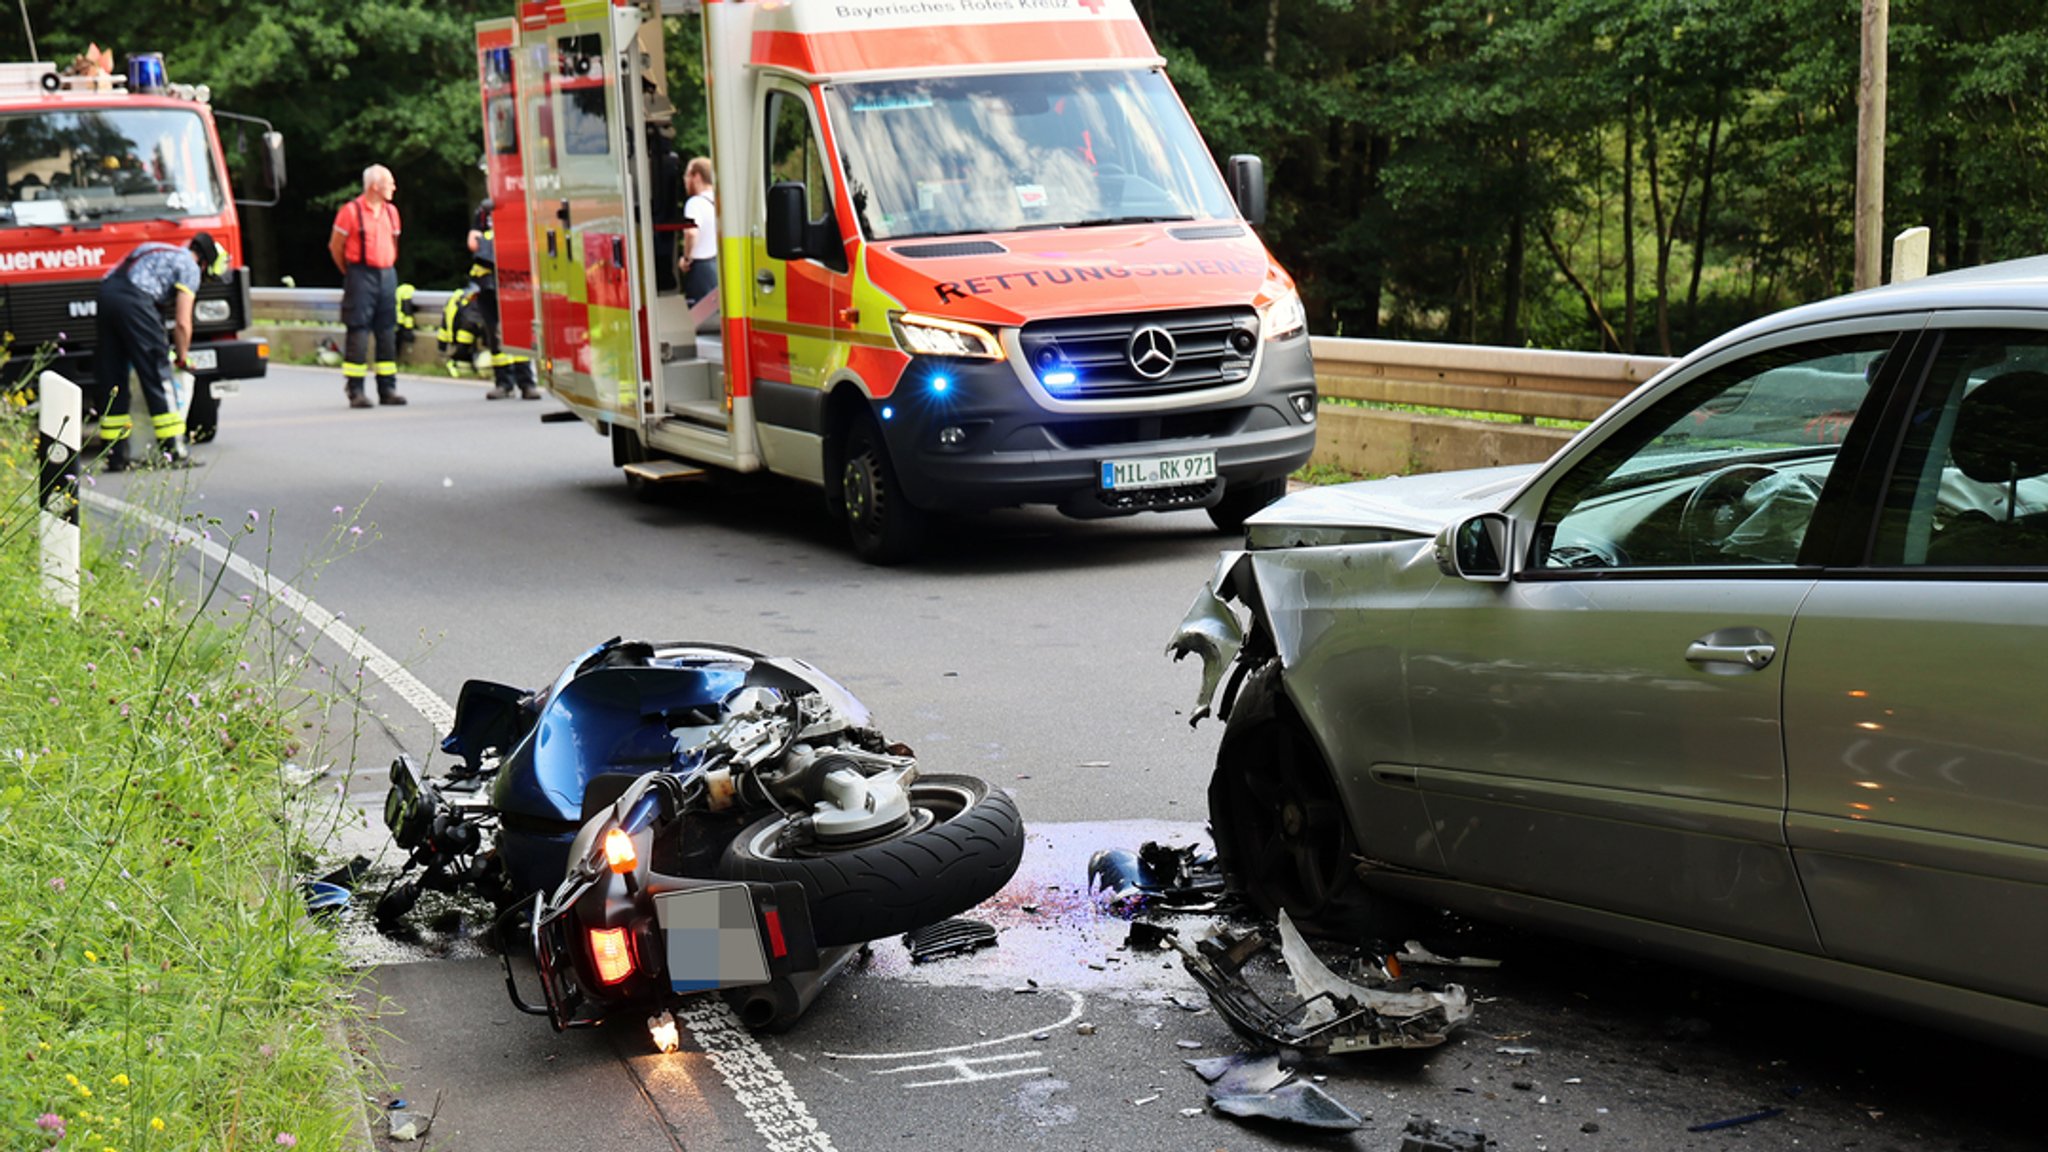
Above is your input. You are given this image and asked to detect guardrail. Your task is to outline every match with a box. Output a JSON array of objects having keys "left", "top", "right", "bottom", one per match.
[
  {"left": 247, "top": 290, "right": 1679, "bottom": 474},
  {"left": 1309, "top": 336, "right": 1677, "bottom": 475}
]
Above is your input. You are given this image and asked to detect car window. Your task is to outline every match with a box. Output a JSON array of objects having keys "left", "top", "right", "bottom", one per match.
[
  {"left": 1536, "top": 335, "right": 1896, "bottom": 570},
  {"left": 1872, "top": 331, "right": 2048, "bottom": 567}
]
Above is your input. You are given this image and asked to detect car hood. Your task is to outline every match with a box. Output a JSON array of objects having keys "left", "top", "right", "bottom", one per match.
[{"left": 1246, "top": 463, "right": 1541, "bottom": 542}]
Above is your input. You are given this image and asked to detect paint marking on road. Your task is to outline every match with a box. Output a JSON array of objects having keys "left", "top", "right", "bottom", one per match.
[
  {"left": 823, "top": 990, "right": 1080, "bottom": 1089},
  {"left": 90, "top": 488, "right": 838, "bottom": 1152},
  {"left": 824, "top": 989, "right": 1085, "bottom": 1061},
  {"left": 83, "top": 491, "right": 454, "bottom": 734}
]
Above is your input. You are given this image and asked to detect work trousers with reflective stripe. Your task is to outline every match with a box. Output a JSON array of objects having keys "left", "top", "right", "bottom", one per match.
[
  {"left": 94, "top": 272, "right": 184, "bottom": 444},
  {"left": 341, "top": 263, "right": 399, "bottom": 394}
]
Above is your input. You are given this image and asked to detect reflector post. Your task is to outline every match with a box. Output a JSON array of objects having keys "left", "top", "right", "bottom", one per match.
[
  {"left": 589, "top": 926, "right": 636, "bottom": 985},
  {"left": 763, "top": 908, "right": 788, "bottom": 959}
]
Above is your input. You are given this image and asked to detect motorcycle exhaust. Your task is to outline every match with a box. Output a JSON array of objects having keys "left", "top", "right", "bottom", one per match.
[{"left": 722, "top": 944, "right": 862, "bottom": 1032}]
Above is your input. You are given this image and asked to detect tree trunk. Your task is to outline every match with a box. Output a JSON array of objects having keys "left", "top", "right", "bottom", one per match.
[
  {"left": 1265, "top": 0, "right": 1280, "bottom": 67},
  {"left": 1539, "top": 218, "right": 1623, "bottom": 352},
  {"left": 1622, "top": 93, "right": 1638, "bottom": 354},
  {"left": 1685, "top": 94, "right": 1725, "bottom": 344}
]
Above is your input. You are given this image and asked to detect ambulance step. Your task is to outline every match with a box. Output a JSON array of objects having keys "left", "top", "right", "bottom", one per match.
[
  {"left": 665, "top": 398, "right": 729, "bottom": 429},
  {"left": 622, "top": 460, "right": 707, "bottom": 484}
]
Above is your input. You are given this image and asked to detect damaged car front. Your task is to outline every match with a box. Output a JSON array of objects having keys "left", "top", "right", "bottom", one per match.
[{"left": 1168, "top": 463, "right": 1541, "bottom": 937}]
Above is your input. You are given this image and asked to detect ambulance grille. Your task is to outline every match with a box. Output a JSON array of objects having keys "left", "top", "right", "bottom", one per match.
[
  {"left": 1019, "top": 307, "right": 1260, "bottom": 400},
  {"left": 891, "top": 240, "right": 1007, "bottom": 259}
]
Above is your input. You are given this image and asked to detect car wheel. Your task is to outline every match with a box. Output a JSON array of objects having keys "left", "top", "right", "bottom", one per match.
[
  {"left": 1209, "top": 660, "right": 1382, "bottom": 938},
  {"left": 1207, "top": 477, "right": 1287, "bottom": 534},
  {"left": 838, "top": 414, "right": 927, "bottom": 565}
]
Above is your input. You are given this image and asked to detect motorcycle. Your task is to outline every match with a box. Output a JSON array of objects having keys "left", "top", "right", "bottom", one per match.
[{"left": 378, "top": 638, "right": 1026, "bottom": 1043}]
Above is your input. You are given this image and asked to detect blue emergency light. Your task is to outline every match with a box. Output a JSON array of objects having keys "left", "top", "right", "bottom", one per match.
[
  {"left": 127, "top": 53, "right": 166, "bottom": 94},
  {"left": 930, "top": 376, "right": 951, "bottom": 395},
  {"left": 1043, "top": 370, "right": 1078, "bottom": 390}
]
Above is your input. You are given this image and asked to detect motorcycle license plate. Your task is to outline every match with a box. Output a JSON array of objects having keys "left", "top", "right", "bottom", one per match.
[
  {"left": 1101, "top": 451, "right": 1215, "bottom": 491},
  {"left": 655, "top": 885, "right": 771, "bottom": 992}
]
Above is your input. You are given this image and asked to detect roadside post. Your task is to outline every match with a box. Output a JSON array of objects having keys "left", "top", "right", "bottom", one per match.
[{"left": 36, "top": 370, "right": 81, "bottom": 617}]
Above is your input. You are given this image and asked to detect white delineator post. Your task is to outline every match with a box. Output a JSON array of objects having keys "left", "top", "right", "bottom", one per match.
[{"left": 36, "top": 369, "right": 81, "bottom": 617}]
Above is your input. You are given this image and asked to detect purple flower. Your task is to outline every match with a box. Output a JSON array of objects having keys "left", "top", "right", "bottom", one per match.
[
  {"left": 48, "top": 877, "right": 66, "bottom": 891},
  {"left": 331, "top": 505, "right": 344, "bottom": 516},
  {"left": 246, "top": 509, "right": 260, "bottom": 524},
  {"left": 36, "top": 1113, "right": 64, "bottom": 1135},
  {"left": 275, "top": 1134, "right": 297, "bottom": 1147}
]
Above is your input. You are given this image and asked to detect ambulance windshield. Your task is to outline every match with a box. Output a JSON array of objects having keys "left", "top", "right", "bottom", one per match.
[
  {"left": 825, "top": 69, "right": 1236, "bottom": 242},
  {"left": 0, "top": 108, "right": 226, "bottom": 229}
]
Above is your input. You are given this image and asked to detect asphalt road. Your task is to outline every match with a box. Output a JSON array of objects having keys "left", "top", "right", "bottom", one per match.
[{"left": 92, "top": 364, "right": 2048, "bottom": 1152}]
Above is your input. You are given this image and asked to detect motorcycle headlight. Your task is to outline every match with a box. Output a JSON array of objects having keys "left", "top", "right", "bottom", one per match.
[
  {"left": 889, "top": 312, "right": 1005, "bottom": 360},
  {"left": 1258, "top": 286, "right": 1307, "bottom": 342}
]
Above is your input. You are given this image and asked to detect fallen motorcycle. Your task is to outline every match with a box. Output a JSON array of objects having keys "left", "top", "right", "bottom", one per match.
[{"left": 378, "top": 638, "right": 1026, "bottom": 1042}]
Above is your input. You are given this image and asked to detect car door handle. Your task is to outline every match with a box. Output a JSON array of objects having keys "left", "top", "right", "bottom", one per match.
[
  {"left": 1684, "top": 642, "right": 1777, "bottom": 670},
  {"left": 755, "top": 270, "right": 777, "bottom": 291}
]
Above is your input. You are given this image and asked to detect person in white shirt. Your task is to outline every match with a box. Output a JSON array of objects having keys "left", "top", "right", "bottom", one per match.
[{"left": 679, "top": 156, "right": 718, "bottom": 306}]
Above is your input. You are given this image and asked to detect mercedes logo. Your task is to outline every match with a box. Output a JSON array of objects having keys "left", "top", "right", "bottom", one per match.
[{"left": 1127, "top": 325, "right": 1178, "bottom": 380}]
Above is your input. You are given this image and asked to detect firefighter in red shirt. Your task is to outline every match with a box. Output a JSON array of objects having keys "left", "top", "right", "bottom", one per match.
[{"left": 327, "top": 164, "right": 407, "bottom": 408}]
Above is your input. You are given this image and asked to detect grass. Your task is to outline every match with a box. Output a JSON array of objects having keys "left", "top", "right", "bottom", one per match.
[
  {"left": 1318, "top": 395, "right": 1591, "bottom": 431},
  {"left": 0, "top": 392, "right": 369, "bottom": 1151}
]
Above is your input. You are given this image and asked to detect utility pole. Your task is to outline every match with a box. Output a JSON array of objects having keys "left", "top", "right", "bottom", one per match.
[{"left": 1853, "top": 0, "right": 1888, "bottom": 290}]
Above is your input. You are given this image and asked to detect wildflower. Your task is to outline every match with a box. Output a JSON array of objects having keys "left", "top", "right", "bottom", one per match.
[
  {"left": 276, "top": 1134, "right": 297, "bottom": 1147},
  {"left": 238, "top": 661, "right": 250, "bottom": 671},
  {"left": 238, "top": 595, "right": 252, "bottom": 605},
  {"left": 349, "top": 527, "right": 362, "bottom": 537},
  {"left": 79, "top": 1084, "right": 93, "bottom": 1097},
  {"left": 66, "top": 1073, "right": 80, "bottom": 1086},
  {"left": 85, "top": 951, "right": 98, "bottom": 963},
  {"left": 332, "top": 505, "right": 344, "bottom": 515},
  {"left": 258, "top": 1043, "right": 274, "bottom": 1059},
  {"left": 85, "top": 663, "right": 96, "bottom": 673},
  {"left": 147, "top": 597, "right": 160, "bottom": 609},
  {"left": 151, "top": 1118, "right": 164, "bottom": 1132},
  {"left": 37, "top": 1113, "right": 63, "bottom": 1135},
  {"left": 112, "top": 1073, "right": 129, "bottom": 1087},
  {"left": 246, "top": 509, "right": 260, "bottom": 524}
]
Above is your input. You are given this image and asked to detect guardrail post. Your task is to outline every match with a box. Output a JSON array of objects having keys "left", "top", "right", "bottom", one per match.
[{"left": 36, "top": 370, "right": 82, "bottom": 617}]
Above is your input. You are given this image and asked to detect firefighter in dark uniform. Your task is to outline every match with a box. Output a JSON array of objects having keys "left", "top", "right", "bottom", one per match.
[
  {"left": 93, "top": 232, "right": 224, "bottom": 471},
  {"left": 467, "top": 199, "right": 538, "bottom": 400}
]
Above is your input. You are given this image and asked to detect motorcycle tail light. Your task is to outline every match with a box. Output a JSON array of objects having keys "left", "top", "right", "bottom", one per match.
[
  {"left": 603, "top": 828, "right": 638, "bottom": 874},
  {"left": 589, "top": 926, "right": 636, "bottom": 985}
]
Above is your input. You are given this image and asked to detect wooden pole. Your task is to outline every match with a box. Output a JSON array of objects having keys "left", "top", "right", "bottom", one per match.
[{"left": 1854, "top": 0, "right": 1889, "bottom": 290}]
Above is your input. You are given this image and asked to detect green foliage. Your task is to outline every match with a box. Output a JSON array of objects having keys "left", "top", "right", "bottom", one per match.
[{"left": 0, "top": 411, "right": 368, "bottom": 1151}]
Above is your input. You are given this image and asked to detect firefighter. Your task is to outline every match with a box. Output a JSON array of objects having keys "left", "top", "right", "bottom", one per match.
[
  {"left": 467, "top": 199, "right": 538, "bottom": 400},
  {"left": 436, "top": 283, "right": 490, "bottom": 374},
  {"left": 93, "top": 232, "right": 225, "bottom": 471},
  {"left": 394, "top": 282, "right": 418, "bottom": 355},
  {"left": 327, "top": 163, "right": 407, "bottom": 408}
]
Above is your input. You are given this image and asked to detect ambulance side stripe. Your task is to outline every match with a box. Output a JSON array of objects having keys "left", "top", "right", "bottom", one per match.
[{"left": 750, "top": 21, "right": 1158, "bottom": 76}]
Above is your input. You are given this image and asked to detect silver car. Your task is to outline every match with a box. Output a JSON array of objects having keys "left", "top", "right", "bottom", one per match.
[{"left": 1172, "top": 255, "right": 2048, "bottom": 1052}]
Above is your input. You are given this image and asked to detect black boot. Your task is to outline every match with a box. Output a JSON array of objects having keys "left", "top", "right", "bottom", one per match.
[
  {"left": 346, "top": 383, "right": 372, "bottom": 410},
  {"left": 377, "top": 377, "right": 408, "bottom": 406},
  {"left": 100, "top": 441, "right": 129, "bottom": 473}
]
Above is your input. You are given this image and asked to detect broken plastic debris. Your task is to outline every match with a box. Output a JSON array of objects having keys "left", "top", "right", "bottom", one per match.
[
  {"left": 1126, "top": 922, "right": 1179, "bottom": 951},
  {"left": 1496, "top": 1045, "right": 1541, "bottom": 1056},
  {"left": 1397, "top": 939, "right": 1503, "bottom": 969},
  {"left": 300, "top": 881, "right": 350, "bottom": 916},
  {"left": 1687, "top": 1106, "right": 1785, "bottom": 1133},
  {"left": 903, "top": 917, "right": 998, "bottom": 963},
  {"left": 1173, "top": 911, "right": 1472, "bottom": 1056},
  {"left": 387, "top": 1112, "right": 421, "bottom": 1142},
  {"left": 317, "top": 855, "right": 372, "bottom": 890},
  {"left": 1186, "top": 1053, "right": 1294, "bottom": 1099},
  {"left": 1167, "top": 581, "right": 1244, "bottom": 726},
  {"left": 1087, "top": 841, "right": 1227, "bottom": 909},
  {"left": 1399, "top": 1117, "right": 1487, "bottom": 1152},
  {"left": 1211, "top": 1083, "right": 1364, "bottom": 1131}
]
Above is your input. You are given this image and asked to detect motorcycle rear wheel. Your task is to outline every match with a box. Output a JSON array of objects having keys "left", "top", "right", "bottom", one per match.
[{"left": 716, "top": 774, "right": 1024, "bottom": 947}]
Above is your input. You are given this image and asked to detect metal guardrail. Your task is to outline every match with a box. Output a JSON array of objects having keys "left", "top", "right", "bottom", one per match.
[
  {"left": 250, "top": 286, "right": 454, "bottom": 324},
  {"left": 1311, "top": 336, "right": 1676, "bottom": 423}
]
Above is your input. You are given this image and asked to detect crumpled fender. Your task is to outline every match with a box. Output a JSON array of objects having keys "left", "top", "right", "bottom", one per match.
[{"left": 1166, "top": 551, "right": 1254, "bottom": 726}]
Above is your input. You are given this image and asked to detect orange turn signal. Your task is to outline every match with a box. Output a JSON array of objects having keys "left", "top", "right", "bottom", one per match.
[
  {"left": 603, "top": 828, "right": 638, "bottom": 874},
  {"left": 589, "top": 926, "right": 636, "bottom": 985}
]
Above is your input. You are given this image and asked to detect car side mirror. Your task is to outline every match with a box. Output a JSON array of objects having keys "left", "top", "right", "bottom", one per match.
[
  {"left": 766, "top": 181, "right": 808, "bottom": 261},
  {"left": 1433, "top": 513, "right": 1513, "bottom": 582},
  {"left": 1227, "top": 154, "right": 1267, "bottom": 227}
]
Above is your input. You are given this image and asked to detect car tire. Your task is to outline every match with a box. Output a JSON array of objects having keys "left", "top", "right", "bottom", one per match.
[
  {"left": 716, "top": 774, "right": 1025, "bottom": 948},
  {"left": 838, "top": 414, "right": 927, "bottom": 565},
  {"left": 1207, "top": 477, "right": 1287, "bottom": 534},
  {"left": 1209, "top": 660, "right": 1388, "bottom": 938}
]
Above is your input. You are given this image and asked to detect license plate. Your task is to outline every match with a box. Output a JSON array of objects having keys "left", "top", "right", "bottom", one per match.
[
  {"left": 655, "top": 885, "right": 771, "bottom": 992},
  {"left": 1101, "top": 451, "right": 1216, "bottom": 491},
  {"left": 186, "top": 348, "right": 217, "bottom": 371}
]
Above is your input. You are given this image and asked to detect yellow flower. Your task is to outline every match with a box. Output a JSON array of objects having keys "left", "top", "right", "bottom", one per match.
[
  {"left": 85, "top": 950, "right": 99, "bottom": 963},
  {"left": 112, "top": 1073, "right": 129, "bottom": 1087},
  {"left": 151, "top": 1117, "right": 165, "bottom": 1132},
  {"left": 66, "top": 1073, "right": 80, "bottom": 1087},
  {"left": 79, "top": 1084, "right": 93, "bottom": 1098}
]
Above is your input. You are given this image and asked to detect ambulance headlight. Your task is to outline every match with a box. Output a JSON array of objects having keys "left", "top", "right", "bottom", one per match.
[
  {"left": 1258, "top": 286, "right": 1306, "bottom": 342},
  {"left": 195, "top": 300, "right": 231, "bottom": 324},
  {"left": 889, "top": 312, "right": 1005, "bottom": 361}
]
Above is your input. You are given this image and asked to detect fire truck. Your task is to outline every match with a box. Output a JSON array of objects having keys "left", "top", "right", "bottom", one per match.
[
  {"left": 478, "top": 0, "right": 1317, "bottom": 563},
  {"left": 0, "top": 53, "right": 282, "bottom": 442}
]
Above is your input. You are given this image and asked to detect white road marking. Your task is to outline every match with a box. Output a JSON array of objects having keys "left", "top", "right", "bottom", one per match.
[
  {"left": 824, "top": 989, "right": 1082, "bottom": 1089},
  {"left": 88, "top": 489, "right": 838, "bottom": 1152}
]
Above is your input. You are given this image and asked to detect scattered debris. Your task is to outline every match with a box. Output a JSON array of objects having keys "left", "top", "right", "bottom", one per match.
[
  {"left": 1496, "top": 1045, "right": 1541, "bottom": 1056},
  {"left": 386, "top": 1090, "right": 443, "bottom": 1144},
  {"left": 1087, "top": 841, "right": 1227, "bottom": 909},
  {"left": 1185, "top": 1053, "right": 1294, "bottom": 1099},
  {"left": 317, "top": 855, "right": 373, "bottom": 890},
  {"left": 1126, "top": 922, "right": 1179, "bottom": 952},
  {"left": 903, "top": 918, "right": 998, "bottom": 963},
  {"left": 1399, "top": 1117, "right": 1487, "bottom": 1152},
  {"left": 1174, "top": 912, "right": 1472, "bottom": 1055},
  {"left": 300, "top": 881, "right": 350, "bottom": 917},
  {"left": 1175, "top": 1039, "right": 1204, "bottom": 1050},
  {"left": 1397, "top": 939, "right": 1503, "bottom": 969},
  {"left": 1211, "top": 1083, "right": 1363, "bottom": 1132},
  {"left": 1178, "top": 1107, "right": 1204, "bottom": 1118},
  {"left": 1076, "top": 1022, "right": 1096, "bottom": 1036},
  {"left": 1131, "top": 1093, "right": 1160, "bottom": 1106},
  {"left": 1688, "top": 1106, "right": 1786, "bottom": 1133}
]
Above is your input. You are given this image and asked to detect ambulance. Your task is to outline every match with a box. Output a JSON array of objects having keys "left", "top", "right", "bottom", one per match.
[{"left": 479, "top": 0, "right": 1317, "bottom": 563}]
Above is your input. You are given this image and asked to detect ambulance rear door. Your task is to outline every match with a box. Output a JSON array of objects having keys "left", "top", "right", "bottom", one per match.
[
  {"left": 512, "top": 0, "right": 646, "bottom": 427},
  {"left": 477, "top": 20, "right": 535, "bottom": 358}
]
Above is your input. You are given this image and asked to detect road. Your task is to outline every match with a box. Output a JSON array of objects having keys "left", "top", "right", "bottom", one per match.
[{"left": 94, "top": 364, "right": 2048, "bottom": 1151}]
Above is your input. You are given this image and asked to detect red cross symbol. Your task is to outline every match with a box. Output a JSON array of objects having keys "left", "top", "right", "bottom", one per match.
[{"left": 1079, "top": 0, "right": 1106, "bottom": 12}]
